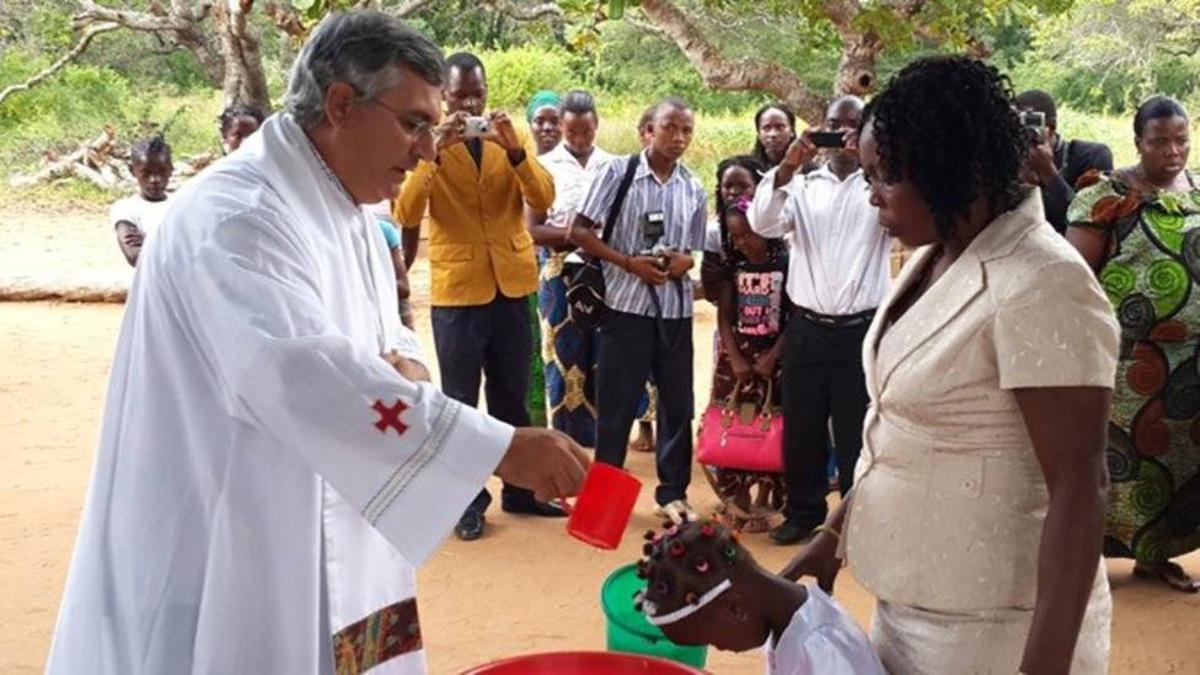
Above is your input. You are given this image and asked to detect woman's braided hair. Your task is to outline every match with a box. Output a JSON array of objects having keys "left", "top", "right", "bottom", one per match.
[{"left": 863, "top": 56, "right": 1029, "bottom": 240}]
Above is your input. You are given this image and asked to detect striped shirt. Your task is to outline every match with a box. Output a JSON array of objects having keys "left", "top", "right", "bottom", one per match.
[{"left": 578, "top": 150, "right": 707, "bottom": 319}]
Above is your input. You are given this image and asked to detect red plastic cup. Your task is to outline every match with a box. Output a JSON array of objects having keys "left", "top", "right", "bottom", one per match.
[{"left": 559, "top": 462, "right": 643, "bottom": 549}]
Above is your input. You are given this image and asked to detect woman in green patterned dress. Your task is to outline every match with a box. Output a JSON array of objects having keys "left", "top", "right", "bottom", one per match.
[{"left": 1067, "top": 95, "right": 1200, "bottom": 592}]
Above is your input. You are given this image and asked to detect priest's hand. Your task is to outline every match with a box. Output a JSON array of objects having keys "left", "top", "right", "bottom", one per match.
[
  {"left": 496, "top": 428, "right": 591, "bottom": 503},
  {"left": 382, "top": 351, "right": 431, "bottom": 382}
]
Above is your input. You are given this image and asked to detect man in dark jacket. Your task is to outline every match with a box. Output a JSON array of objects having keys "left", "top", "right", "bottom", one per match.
[{"left": 1016, "top": 89, "right": 1114, "bottom": 233}]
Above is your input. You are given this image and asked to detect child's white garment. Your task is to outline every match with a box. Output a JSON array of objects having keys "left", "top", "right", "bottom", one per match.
[
  {"left": 765, "top": 585, "right": 885, "bottom": 675},
  {"left": 111, "top": 194, "right": 171, "bottom": 239}
]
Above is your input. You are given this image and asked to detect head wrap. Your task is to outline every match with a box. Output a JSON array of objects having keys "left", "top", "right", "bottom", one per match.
[{"left": 525, "top": 90, "right": 562, "bottom": 123}]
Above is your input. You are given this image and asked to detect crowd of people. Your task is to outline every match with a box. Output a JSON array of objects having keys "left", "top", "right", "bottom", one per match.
[{"left": 77, "top": 8, "right": 1199, "bottom": 673}]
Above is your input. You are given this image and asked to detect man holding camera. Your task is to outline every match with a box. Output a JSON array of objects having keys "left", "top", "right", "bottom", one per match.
[
  {"left": 750, "top": 95, "right": 892, "bottom": 545},
  {"left": 1016, "top": 89, "right": 1114, "bottom": 233},
  {"left": 569, "top": 97, "right": 707, "bottom": 523},
  {"left": 396, "top": 51, "right": 561, "bottom": 542}
]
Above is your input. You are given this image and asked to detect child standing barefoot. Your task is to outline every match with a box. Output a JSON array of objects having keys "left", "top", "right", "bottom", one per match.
[{"left": 635, "top": 518, "right": 883, "bottom": 674}]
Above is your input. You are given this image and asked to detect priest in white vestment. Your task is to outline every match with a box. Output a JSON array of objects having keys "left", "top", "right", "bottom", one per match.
[{"left": 46, "top": 11, "right": 587, "bottom": 675}]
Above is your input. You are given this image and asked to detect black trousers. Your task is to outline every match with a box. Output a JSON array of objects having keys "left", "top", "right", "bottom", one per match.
[
  {"left": 595, "top": 310, "right": 694, "bottom": 505},
  {"left": 780, "top": 311, "right": 872, "bottom": 524},
  {"left": 432, "top": 295, "right": 535, "bottom": 515}
]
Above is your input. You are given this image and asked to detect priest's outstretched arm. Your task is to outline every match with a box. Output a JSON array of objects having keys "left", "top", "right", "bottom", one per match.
[{"left": 177, "top": 211, "right": 588, "bottom": 567}]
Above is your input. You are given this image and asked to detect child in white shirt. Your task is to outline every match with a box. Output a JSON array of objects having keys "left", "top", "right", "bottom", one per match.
[
  {"left": 635, "top": 518, "right": 884, "bottom": 674},
  {"left": 112, "top": 135, "right": 173, "bottom": 267}
]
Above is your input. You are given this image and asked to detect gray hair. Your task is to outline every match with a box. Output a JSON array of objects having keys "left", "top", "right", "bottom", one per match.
[{"left": 285, "top": 11, "right": 445, "bottom": 129}]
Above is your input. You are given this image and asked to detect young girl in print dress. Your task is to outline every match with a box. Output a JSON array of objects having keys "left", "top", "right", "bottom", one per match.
[{"left": 703, "top": 193, "right": 791, "bottom": 532}]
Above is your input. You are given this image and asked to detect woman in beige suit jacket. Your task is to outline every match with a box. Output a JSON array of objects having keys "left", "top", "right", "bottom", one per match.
[{"left": 783, "top": 57, "right": 1121, "bottom": 674}]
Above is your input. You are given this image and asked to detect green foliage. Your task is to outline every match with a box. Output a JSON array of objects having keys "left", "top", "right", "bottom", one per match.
[
  {"left": 1012, "top": 0, "right": 1200, "bottom": 114},
  {"left": 471, "top": 44, "right": 583, "bottom": 111},
  {"left": 0, "top": 50, "right": 131, "bottom": 170},
  {"left": 586, "top": 22, "right": 768, "bottom": 112},
  {"left": 0, "top": 48, "right": 223, "bottom": 176},
  {"left": 399, "top": 0, "right": 564, "bottom": 51},
  {"left": 25, "top": 4, "right": 74, "bottom": 52},
  {"left": 289, "top": 0, "right": 363, "bottom": 25}
]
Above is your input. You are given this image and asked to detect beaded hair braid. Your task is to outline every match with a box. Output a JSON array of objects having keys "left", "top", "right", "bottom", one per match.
[{"left": 634, "top": 516, "right": 744, "bottom": 625}]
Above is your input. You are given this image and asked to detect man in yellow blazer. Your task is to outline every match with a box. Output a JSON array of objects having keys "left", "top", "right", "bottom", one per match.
[{"left": 395, "top": 52, "right": 560, "bottom": 541}]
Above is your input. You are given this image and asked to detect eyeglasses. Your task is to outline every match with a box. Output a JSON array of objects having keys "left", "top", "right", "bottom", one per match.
[{"left": 371, "top": 98, "right": 435, "bottom": 143}]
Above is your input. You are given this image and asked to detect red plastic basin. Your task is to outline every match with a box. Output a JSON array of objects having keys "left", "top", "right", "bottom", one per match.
[{"left": 460, "top": 650, "right": 709, "bottom": 674}]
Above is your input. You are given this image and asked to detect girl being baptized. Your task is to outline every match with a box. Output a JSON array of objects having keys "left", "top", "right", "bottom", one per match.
[{"left": 634, "top": 518, "right": 883, "bottom": 674}]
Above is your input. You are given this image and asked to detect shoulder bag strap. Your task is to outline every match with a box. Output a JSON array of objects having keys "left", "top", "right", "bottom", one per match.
[{"left": 601, "top": 154, "right": 641, "bottom": 244}]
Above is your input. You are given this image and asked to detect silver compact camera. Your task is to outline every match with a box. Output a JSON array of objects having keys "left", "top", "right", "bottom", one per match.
[
  {"left": 1019, "top": 110, "right": 1046, "bottom": 131},
  {"left": 637, "top": 243, "right": 673, "bottom": 271},
  {"left": 462, "top": 116, "right": 491, "bottom": 138}
]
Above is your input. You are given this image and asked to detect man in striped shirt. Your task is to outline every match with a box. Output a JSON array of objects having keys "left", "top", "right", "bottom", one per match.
[{"left": 570, "top": 97, "right": 708, "bottom": 521}]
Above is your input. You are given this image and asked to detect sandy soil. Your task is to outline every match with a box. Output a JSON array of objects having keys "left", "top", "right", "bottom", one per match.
[{"left": 1, "top": 208, "right": 1198, "bottom": 673}]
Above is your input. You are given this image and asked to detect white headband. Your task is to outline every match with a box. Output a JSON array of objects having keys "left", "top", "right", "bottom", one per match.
[{"left": 644, "top": 579, "right": 733, "bottom": 626}]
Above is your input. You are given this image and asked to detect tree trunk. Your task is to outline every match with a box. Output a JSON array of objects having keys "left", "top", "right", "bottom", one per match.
[
  {"left": 638, "top": 0, "right": 828, "bottom": 124},
  {"left": 213, "top": 0, "right": 271, "bottom": 111},
  {"left": 833, "top": 30, "right": 884, "bottom": 98}
]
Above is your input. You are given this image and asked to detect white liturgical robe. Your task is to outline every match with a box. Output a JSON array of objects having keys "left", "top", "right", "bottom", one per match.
[{"left": 46, "top": 114, "right": 514, "bottom": 674}]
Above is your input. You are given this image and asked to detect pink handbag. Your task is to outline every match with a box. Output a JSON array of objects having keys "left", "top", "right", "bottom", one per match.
[{"left": 696, "top": 380, "right": 784, "bottom": 472}]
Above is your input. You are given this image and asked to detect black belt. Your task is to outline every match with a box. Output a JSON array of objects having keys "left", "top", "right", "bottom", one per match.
[{"left": 797, "top": 307, "right": 876, "bottom": 328}]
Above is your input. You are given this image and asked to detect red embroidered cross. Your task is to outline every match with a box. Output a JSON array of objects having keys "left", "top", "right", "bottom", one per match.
[{"left": 372, "top": 398, "right": 409, "bottom": 435}]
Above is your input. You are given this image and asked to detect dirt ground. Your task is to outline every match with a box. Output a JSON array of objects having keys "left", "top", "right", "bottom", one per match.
[{"left": 1, "top": 208, "right": 1198, "bottom": 673}]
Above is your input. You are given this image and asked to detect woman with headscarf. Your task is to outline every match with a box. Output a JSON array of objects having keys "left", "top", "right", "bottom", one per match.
[
  {"left": 527, "top": 89, "right": 563, "bottom": 157},
  {"left": 515, "top": 89, "right": 564, "bottom": 428},
  {"left": 526, "top": 90, "right": 613, "bottom": 446}
]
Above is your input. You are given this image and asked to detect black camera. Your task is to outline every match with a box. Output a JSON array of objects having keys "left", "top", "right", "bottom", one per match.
[{"left": 810, "top": 131, "right": 846, "bottom": 149}]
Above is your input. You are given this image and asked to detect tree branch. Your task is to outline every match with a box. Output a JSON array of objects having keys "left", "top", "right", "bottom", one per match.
[
  {"left": 823, "top": 0, "right": 861, "bottom": 30},
  {"left": 214, "top": 0, "right": 269, "bottom": 109},
  {"left": 73, "top": 0, "right": 223, "bottom": 87},
  {"left": 478, "top": 0, "right": 563, "bottom": 22},
  {"left": 394, "top": 0, "right": 437, "bottom": 17},
  {"left": 74, "top": 0, "right": 192, "bottom": 32},
  {"left": 825, "top": 0, "right": 933, "bottom": 97},
  {"left": 0, "top": 23, "right": 120, "bottom": 107},
  {"left": 262, "top": 2, "right": 306, "bottom": 38},
  {"left": 638, "top": 0, "right": 828, "bottom": 123},
  {"left": 625, "top": 10, "right": 667, "bottom": 37}
]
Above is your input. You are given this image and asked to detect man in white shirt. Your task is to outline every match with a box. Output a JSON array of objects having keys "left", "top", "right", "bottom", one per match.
[
  {"left": 46, "top": 12, "right": 588, "bottom": 674},
  {"left": 749, "top": 96, "right": 891, "bottom": 544}
]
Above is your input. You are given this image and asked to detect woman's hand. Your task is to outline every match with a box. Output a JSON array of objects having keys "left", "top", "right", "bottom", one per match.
[
  {"left": 752, "top": 351, "right": 779, "bottom": 381},
  {"left": 780, "top": 529, "right": 842, "bottom": 592},
  {"left": 1014, "top": 385, "right": 1111, "bottom": 675},
  {"left": 729, "top": 351, "right": 753, "bottom": 382}
]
